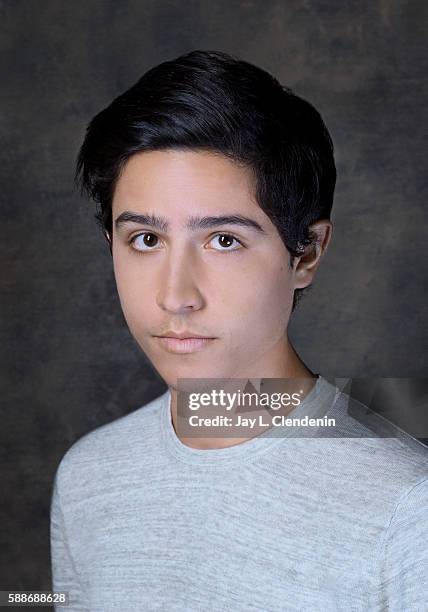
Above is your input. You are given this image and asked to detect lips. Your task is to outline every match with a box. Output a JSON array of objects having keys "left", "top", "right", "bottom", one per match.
[
  {"left": 154, "top": 335, "right": 216, "bottom": 354},
  {"left": 156, "top": 330, "right": 214, "bottom": 339}
]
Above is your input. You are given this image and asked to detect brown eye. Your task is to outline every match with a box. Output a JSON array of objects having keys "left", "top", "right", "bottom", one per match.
[
  {"left": 130, "top": 232, "right": 159, "bottom": 251},
  {"left": 219, "top": 235, "right": 233, "bottom": 247},
  {"left": 209, "top": 233, "right": 243, "bottom": 251}
]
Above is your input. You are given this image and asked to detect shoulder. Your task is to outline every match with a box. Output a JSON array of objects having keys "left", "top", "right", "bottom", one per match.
[
  {"left": 53, "top": 389, "right": 169, "bottom": 494},
  {"left": 376, "top": 475, "right": 428, "bottom": 603},
  {"left": 268, "top": 380, "right": 428, "bottom": 505},
  {"left": 312, "top": 389, "right": 428, "bottom": 520},
  {"left": 329, "top": 388, "right": 428, "bottom": 476}
]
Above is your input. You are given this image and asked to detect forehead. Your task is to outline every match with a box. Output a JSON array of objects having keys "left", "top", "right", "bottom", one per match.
[{"left": 112, "top": 149, "right": 261, "bottom": 217}]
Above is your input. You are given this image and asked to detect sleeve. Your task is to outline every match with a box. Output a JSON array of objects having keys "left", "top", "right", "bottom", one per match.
[
  {"left": 50, "top": 470, "right": 89, "bottom": 612},
  {"left": 380, "top": 477, "right": 428, "bottom": 611}
]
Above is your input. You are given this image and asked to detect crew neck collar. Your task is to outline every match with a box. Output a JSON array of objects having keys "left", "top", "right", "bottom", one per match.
[{"left": 160, "top": 375, "right": 339, "bottom": 466}]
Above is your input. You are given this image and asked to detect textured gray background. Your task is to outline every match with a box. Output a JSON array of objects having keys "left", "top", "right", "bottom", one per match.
[{"left": 1, "top": 0, "right": 427, "bottom": 597}]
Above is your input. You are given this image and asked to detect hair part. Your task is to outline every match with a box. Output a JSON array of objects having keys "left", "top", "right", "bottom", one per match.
[{"left": 75, "top": 49, "right": 336, "bottom": 312}]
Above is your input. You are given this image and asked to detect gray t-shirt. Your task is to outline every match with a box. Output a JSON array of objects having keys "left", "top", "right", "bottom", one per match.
[{"left": 50, "top": 375, "right": 428, "bottom": 611}]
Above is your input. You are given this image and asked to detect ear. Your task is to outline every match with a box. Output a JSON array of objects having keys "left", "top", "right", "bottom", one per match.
[
  {"left": 103, "top": 230, "right": 113, "bottom": 254},
  {"left": 293, "top": 220, "right": 333, "bottom": 290}
]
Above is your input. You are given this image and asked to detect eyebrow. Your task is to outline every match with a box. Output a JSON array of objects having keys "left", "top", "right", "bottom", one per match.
[{"left": 114, "top": 211, "right": 266, "bottom": 234}]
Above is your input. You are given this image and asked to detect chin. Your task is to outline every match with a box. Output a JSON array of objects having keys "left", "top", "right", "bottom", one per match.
[{"left": 158, "top": 363, "right": 227, "bottom": 389}]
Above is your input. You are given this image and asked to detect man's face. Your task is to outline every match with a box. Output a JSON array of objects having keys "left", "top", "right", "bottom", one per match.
[{"left": 111, "top": 150, "right": 298, "bottom": 388}]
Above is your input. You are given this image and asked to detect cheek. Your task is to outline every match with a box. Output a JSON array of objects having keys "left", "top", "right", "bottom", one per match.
[
  {"left": 112, "top": 259, "right": 154, "bottom": 326},
  {"left": 220, "top": 263, "right": 293, "bottom": 342}
]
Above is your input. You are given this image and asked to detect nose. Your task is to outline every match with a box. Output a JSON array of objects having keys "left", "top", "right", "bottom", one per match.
[{"left": 156, "top": 250, "right": 205, "bottom": 314}]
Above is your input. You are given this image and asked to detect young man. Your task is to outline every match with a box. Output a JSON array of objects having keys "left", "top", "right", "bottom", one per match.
[{"left": 51, "top": 50, "right": 427, "bottom": 610}]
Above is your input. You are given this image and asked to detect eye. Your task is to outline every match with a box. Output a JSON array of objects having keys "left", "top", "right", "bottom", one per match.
[
  {"left": 207, "top": 233, "right": 243, "bottom": 251},
  {"left": 129, "top": 232, "right": 160, "bottom": 251}
]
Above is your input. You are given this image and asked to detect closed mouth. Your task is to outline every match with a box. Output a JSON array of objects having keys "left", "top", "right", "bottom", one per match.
[{"left": 154, "top": 336, "right": 216, "bottom": 354}]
